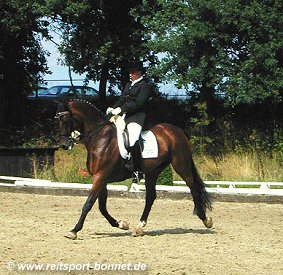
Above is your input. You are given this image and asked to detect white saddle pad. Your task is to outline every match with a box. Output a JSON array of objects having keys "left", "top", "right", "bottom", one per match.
[{"left": 110, "top": 115, "right": 158, "bottom": 159}]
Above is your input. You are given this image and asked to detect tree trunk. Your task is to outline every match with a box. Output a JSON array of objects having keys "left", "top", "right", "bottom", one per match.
[
  {"left": 99, "top": 64, "right": 109, "bottom": 111},
  {"left": 200, "top": 86, "right": 216, "bottom": 118}
]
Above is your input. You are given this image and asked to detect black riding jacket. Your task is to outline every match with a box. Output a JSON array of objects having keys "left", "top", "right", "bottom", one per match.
[{"left": 113, "top": 79, "right": 152, "bottom": 125}]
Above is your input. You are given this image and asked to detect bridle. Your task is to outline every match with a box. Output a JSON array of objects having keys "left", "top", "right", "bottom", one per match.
[
  {"left": 54, "top": 111, "right": 69, "bottom": 119},
  {"left": 55, "top": 110, "right": 82, "bottom": 149}
]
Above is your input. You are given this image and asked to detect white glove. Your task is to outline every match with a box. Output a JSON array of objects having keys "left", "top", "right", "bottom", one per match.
[
  {"left": 111, "top": 107, "right": 121, "bottom": 115},
  {"left": 106, "top": 107, "right": 113, "bottom": 114}
]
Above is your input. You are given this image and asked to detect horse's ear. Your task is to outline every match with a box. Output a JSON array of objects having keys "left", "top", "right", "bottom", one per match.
[{"left": 62, "top": 99, "right": 70, "bottom": 109}]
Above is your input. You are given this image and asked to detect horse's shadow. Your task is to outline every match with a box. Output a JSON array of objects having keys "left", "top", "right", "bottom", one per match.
[{"left": 91, "top": 227, "right": 216, "bottom": 239}]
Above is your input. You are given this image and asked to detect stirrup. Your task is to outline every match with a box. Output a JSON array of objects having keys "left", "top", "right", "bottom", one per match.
[{"left": 132, "top": 171, "right": 143, "bottom": 183}]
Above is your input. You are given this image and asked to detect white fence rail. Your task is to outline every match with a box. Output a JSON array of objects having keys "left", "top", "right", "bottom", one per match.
[
  {"left": 1, "top": 176, "right": 283, "bottom": 196},
  {"left": 132, "top": 180, "right": 283, "bottom": 196},
  {"left": 0, "top": 176, "right": 127, "bottom": 192}
]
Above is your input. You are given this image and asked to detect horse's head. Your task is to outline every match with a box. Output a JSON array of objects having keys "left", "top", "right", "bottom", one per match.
[{"left": 55, "top": 102, "right": 83, "bottom": 150}]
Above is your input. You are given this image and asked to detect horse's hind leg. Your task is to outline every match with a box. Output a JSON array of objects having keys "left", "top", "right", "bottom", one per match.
[
  {"left": 132, "top": 167, "right": 163, "bottom": 237},
  {"left": 171, "top": 156, "right": 213, "bottom": 228},
  {"left": 98, "top": 186, "right": 129, "bottom": 230}
]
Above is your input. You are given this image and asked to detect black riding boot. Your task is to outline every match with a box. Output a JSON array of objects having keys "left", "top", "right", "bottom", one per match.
[{"left": 129, "top": 141, "right": 143, "bottom": 183}]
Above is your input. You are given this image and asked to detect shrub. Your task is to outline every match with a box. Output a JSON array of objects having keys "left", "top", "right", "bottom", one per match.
[
  {"left": 156, "top": 165, "right": 173, "bottom": 185},
  {"left": 190, "top": 102, "right": 213, "bottom": 154}
]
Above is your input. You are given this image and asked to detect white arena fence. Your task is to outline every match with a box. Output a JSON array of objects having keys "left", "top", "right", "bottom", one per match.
[
  {"left": 0, "top": 175, "right": 283, "bottom": 196},
  {"left": 132, "top": 180, "right": 283, "bottom": 196}
]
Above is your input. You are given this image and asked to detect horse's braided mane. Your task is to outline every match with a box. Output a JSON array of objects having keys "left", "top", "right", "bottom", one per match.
[
  {"left": 69, "top": 99, "right": 113, "bottom": 133},
  {"left": 70, "top": 99, "right": 104, "bottom": 116}
]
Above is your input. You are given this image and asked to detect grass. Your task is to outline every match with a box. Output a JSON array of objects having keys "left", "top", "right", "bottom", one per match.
[
  {"left": 179, "top": 152, "right": 283, "bottom": 182},
  {"left": 36, "top": 144, "right": 91, "bottom": 184},
  {"left": 36, "top": 144, "right": 134, "bottom": 189},
  {"left": 36, "top": 144, "right": 283, "bottom": 184}
]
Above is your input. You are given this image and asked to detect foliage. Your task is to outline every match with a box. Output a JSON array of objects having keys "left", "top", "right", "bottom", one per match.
[
  {"left": 43, "top": 0, "right": 155, "bottom": 103},
  {"left": 53, "top": 145, "right": 91, "bottom": 184},
  {"left": 38, "top": 141, "right": 283, "bottom": 183},
  {"left": 156, "top": 165, "right": 173, "bottom": 186},
  {"left": 2, "top": 0, "right": 283, "bottom": 125},
  {"left": 192, "top": 151, "right": 283, "bottom": 182},
  {"left": 0, "top": 100, "right": 58, "bottom": 148},
  {"left": 189, "top": 102, "right": 213, "bottom": 154},
  {"left": 0, "top": 0, "right": 49, "bottom": 90},
  {"left": 273, "top": 129, "right": 283, "bottom": 165},
  {"left": 139, "top": 0, "right": 283, "bottom": 113},
  {"left": 0, "top": 0, "right": 50, "bottom": 125}
]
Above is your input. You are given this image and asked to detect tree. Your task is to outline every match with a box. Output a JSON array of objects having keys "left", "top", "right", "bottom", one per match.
[
  {"left": 44, "top": 0, "right": 154, "bottom": 108},
  {"left": 139, "top": 0, "right": 283, "bottom": 115},
  {"left": 222, "top": 0, "right": 283, "bottom": 105},
  {"left": 0, "top": 0, "right": 49, "bottom": 125}
]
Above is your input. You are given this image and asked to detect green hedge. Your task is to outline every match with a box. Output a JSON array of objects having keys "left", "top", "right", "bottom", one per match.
[{"left": 156, "top": 165, "right": 173, "bottom": 185}]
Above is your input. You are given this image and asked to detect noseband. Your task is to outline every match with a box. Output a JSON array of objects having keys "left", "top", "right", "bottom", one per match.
[{"left": 54, "top": 111, "right": 70, "bottom": 119}]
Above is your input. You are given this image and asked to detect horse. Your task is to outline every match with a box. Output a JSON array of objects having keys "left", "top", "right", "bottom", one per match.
[{"left": 55, "top": 99, "right": 213, "bottom": 239}]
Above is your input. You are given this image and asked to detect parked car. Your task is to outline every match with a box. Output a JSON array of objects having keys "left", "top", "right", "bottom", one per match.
[
  {"left": 28, "top": 85, "right": 99, "bottom": 101},
  {"left": 28, "top": 86, "right": 48, "bottom": 97}
]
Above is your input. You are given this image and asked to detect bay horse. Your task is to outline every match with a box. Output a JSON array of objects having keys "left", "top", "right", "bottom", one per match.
[{"left": 56, "top": 99, "right": 213, "bottom": 239}]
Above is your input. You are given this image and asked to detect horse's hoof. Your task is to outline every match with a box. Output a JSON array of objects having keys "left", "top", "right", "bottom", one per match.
[
  {"left": 132, "top": 227, "right": 144, "bottom": 237},
  {"left": 64, "top": 231, "right": 77, "bottom": 240},
  {"left": 132, "top": 221, "right": 146, "bottom": 237},
  {"left": 118, "top": 220, "right": 129, "bottom": 230},
  {"left": 203, "top": 217, "right": 213, "bottom": 228}
]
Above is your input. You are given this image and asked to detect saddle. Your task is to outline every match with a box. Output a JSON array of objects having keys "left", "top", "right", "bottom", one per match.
[
  {"left": 122, "top": 131, "right": 143, "bottom": 152},
  {"left": 109, "top": 115, "right": 158, "bottom": 160}
]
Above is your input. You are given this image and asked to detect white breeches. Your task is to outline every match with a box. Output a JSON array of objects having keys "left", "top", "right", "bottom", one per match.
[{"left": 127, "top": 122, "right": 142, "bottom": 147}]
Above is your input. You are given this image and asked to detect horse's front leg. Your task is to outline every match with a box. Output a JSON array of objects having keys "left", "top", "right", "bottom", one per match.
[
  {"left": 98, "top": 186, "right": 129, "bottom": 230},
  {"left": 65, "top": 180, "right": 103, "bottom": 240}
]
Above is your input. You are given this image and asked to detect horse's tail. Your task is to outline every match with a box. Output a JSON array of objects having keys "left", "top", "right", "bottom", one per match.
[{"left": 191, "top": 157, "right": 212, "bottom": 217}]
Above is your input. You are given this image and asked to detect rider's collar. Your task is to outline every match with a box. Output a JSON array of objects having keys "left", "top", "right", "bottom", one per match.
[{"left": 131, "top": 76, "right": 143, "bottom": 86}]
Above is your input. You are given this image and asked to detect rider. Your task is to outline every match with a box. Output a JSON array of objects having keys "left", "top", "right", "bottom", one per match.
[{"left": 106, "top": 60, "right": 152, "bottom": 183}]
